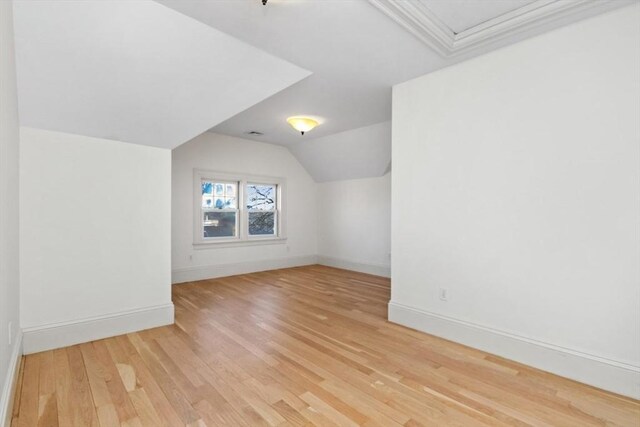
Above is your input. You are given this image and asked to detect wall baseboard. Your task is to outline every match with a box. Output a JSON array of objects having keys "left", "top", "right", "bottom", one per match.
[
  {"left": 1, "top": 331, "right": 23, "bottom": 427},
  {"left": 317, "top": 255, "right": 391, "bottom": 278},
  {"left": 22, "top": 303, "right": 174, "bottom": 355},
  {"left": 172, "top": 255, "right": 318, "bottom": 284},
  {"left": 388, "top": 301, "right": 640, "bottom": 399}
]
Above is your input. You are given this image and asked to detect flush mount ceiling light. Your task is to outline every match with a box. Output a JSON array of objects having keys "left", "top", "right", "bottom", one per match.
[{"left": 286, "top": 116, "right": 319, "bottom": 135}]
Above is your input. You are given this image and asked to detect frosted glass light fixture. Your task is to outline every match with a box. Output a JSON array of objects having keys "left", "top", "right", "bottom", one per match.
[{"left": 286, "top": 116, "right": 319, "bottom": 135}]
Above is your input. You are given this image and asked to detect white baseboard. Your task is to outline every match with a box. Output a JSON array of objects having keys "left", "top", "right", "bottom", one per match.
[
  {"left": 22, "top": 303, "right": 174, "bottom": 355},
  {"left": 388, "top": 301, "right": 640, "bottom": 399},
  {"left": 317, "top": 255, "right": 391, "bottom": 278},
  {"left": 172, "top": 255, "right": 318, "bottom": 284},
  {"left": 1, "top": 331, "right": 23, "bottom": 427}
]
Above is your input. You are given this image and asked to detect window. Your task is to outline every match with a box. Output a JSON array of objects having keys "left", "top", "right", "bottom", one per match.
[
  {"left": 201, "top": 181, "right": 238, "bottom": 238},
  {"left": 194, "top": 170, "right": 285, "bottom": 246},
  {"left": 247, "top": 183, "right": 277, "bottom": 236}
]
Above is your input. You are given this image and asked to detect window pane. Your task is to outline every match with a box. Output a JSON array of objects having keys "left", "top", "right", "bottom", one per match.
[
  {"left": 202, "top": 195, "right": 214, "bottom": 208},
  {"left": 213, "top": 197, "right": 236, "bottom": 209},
  {"left": 202, "top": 181, "right": 213, "bottom": 194},
  {"left": 247, "top": 184, "right": 276, "bottom": 211},
  {"left": 203, "top": 211, "right": 236, "bottom": 238},
  {"left": 249, "top": 211, "right": 275, "bottom": 235}
]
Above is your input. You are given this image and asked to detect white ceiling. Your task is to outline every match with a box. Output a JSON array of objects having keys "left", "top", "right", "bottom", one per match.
[
  {"left": 157, "top": 0, "right": 447, "bottom": 147},
  {"left": 12, "top": 0, "right": 630, "bottom": 181},
  {"left": 160, "top": 0, "right": 627, "bottom": 149},
  {"left": 423, "top": 0, "right": 536, "bottom": 34},
  {"left": 290, "top": 121, "right": 391, "bottom": 183},
  {"left": 13, "top": 0, "right": 310, "bottom": 149}
]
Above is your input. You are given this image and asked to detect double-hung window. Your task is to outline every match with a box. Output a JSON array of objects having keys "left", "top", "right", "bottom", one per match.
[{"left": 194, "top": 170, "right": 285, "bottom": 246}]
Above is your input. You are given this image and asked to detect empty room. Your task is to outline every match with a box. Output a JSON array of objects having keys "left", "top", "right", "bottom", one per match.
[{"left": 1, "top": 0, "right": 639, "bottom": 426}]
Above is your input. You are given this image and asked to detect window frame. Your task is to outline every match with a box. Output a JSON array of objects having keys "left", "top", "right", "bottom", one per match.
[{"left": 193, "top": 170, "right": 286, "bottom": 247}]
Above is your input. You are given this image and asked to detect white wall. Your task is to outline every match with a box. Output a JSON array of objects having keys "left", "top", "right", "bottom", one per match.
[
  {"left": 172, "top": 132, "right": 318, "bottom": 283},
  {"left": 20, "top": 128, "right": 173, "bottom": 353},
  {"left": 317, "top": 174, "right": 391, "bottom": 277},
  {"left": 391, "top": 4, "right": 640, "bottom": 398},
  {"left": 0, "top": 1, "right": 22, "bottom": 424}
]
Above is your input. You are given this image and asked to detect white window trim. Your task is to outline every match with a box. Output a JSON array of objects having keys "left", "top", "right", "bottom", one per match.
[{"left": 193, "top": 169, "right": 287, "bottom": 247}]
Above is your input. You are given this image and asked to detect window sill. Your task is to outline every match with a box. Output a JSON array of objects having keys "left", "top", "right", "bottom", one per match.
[{"left": 193, "top": 237, "right": 287, "bottom": 250}]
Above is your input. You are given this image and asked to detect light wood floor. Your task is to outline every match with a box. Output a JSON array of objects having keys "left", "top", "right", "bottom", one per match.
[{"left": 11, "top": 265, "right": 640, "bottom": 426}]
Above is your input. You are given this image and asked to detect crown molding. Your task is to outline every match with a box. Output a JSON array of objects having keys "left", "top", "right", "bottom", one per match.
[
  {"left": 368, "top": 0, "right": 455, "bottom": 56},
  {"left": 368, "top": 0, "right": 624, "bottom": 57}
]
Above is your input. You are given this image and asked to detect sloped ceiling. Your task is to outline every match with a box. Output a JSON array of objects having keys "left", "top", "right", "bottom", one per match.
[
  {"left": 157, "top": 0, "right": 628, "bottom": 182},
  {"left": 158, "top": 0, "right": 444, "bottom": 147},
  {"left": 12, "top": 0, "right": 631, "bottom": 181},
  {"left": 290, "top": 122, "right": 391, "bottom": 183},
  {"left": 12, "top": 0, "right": 310, "bottom": 149}
]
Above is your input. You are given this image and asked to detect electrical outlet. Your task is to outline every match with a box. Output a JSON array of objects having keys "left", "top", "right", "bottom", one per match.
[
  {"left": 8, "top": 321, "right": 13, "bottom": 346},
  {"left": 439, "top": 288, "right": 449, "bottom": 301}
]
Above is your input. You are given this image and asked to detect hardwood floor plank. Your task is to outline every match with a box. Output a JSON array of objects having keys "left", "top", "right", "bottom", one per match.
[
  {"left": 10, "top": 356, "right": 25, "bottom": 427},
  {"left": 126, "top": 332, "right": 203, "bottom": 425},
  {"left": 117, "top": 336, "right": 185, "bottom": 427},
  {"left": 299, "top": 391, "right": 360, "bottom": 427},
  {"left": 37, "top": 392, "right": 58, "bottom": 427},
  {"left": 79, "top": 343, "right": 112, "bottom": 409},
  {"left": 37, "top": 351, "right": 58, "bottom": 427},
  {"left": 128, "top": 388, "right": 163, "bottom": 427},
  {"left": 272, "top": 400, "right": 313, "bottom": 426},
  {"left": 52, "top": 349, "right": 73, "bottom": 427},
  {"left": 91, "top": 340, "right": 139, "bottom": 425},
  {"left": 65, "top": 346, "right": 100, "bottom": 426},
  {"left": 95, "top": 404, "right": 120, "bottom": 427},
  {"left": 13, "top": 266, "right": 640, "bottom": 426},
  {"left": 16, "top": 354, "right": 40, "bottom": 427}
]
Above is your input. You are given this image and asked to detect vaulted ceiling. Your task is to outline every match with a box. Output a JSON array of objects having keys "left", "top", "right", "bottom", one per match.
[
  {"left": 13, "top": 0, "right": 310, "bottom": 149},
  {"left": 12, "top": 0, "right": 630, "bottom": 181}
]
